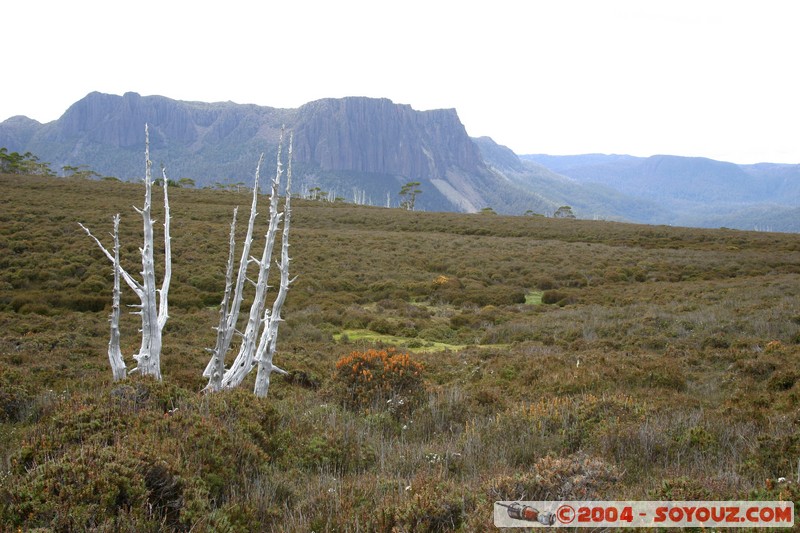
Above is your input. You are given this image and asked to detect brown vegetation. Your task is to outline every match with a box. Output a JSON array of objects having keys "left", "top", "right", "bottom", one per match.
[{"left": 1, "top": 174, "right": 799, "bottom": 530}]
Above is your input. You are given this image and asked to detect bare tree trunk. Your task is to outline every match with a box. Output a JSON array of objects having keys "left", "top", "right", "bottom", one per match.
[
  {"left": 225, "top": 158, "right": 263, "bottom": 349},
  {"left": 203, "top": 207, "right": 239, "bottom": 391},
  {"left": 221, "top": 131, "right": 285, "bottom": 390},
  {"left": 203, "top": 155, "right": 266, "bottom": 390},
  {"left": 254, "top": 134, "right": 294, "bottom": 397},
  {"left": 131, "top": 126, "right": 170, "bottom": 380},
  {"left": 108, "top": 214, "right": 126, "bottom": 381},
  {"left": 158, "top": 167, "right": 171, "bottom": 333},
  {"left": 79, "top": 124, "right": 170, "bottom": 381}
]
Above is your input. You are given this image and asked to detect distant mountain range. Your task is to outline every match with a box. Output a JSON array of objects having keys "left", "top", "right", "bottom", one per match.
[
  {"left": 2, "top": 92, "right": 798, "bottom": 232},
  {"left": 520, "top": 154, "right": 800, "bottom": 231}
]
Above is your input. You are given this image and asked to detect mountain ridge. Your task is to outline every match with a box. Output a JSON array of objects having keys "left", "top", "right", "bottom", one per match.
[
  {"left": 2, "top": 92, "right": 799, "bottom": 231},
  {"left": 521, "top": 153, "right": 800, "bottom": 231},
  {"left": 1, "top": 92, "right": 523, "bottom": 213}
]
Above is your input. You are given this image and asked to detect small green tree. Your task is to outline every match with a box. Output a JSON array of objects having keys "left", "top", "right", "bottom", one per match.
[
  {"left": 1, "top": 148, "right": 54, "bottom": 176},
  {"left": 399, "top": 181, "right": 422, "bottom": 210},
  {"left": 153, "top": 177, "right": 180, "bottom": 187},
  {"left": 62, "top": 164, "right": 100, "bottom": 179},
  {"left": 553, "top": 205, "right": 576, "bottom": 219},
  {"left": 308, "top": 186, "right": 330, "bottom": 201}
]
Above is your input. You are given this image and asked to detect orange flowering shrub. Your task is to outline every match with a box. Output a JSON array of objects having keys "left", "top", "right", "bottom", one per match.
[
  {"left": 333, "top": 348, "right": 424, "bottom": 413},
  {"left": 432, "top": 275, "right": 451, "bottom": 287}
]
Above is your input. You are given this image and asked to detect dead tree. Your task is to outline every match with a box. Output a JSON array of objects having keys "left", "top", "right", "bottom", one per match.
[
  {"left": 205, "top": 130, "right": 293, "bottom": 396},
  {"left": 203, "top": 154, "right": 265, "bottom": 391},
  {"left": 81, "top": 124, "right": 293, "bottom": 396},
  {"left": 79, "top": 124, "right": 171, "bottom": 380},
  {"left": 203, "top": 206, "right": 241, "bottom": 391},
  {"left": 253, "top": 134, "right": 294, "bottom": 397},
  {"left": 107, "top": 214, "right": 125, "bottom": 381}
]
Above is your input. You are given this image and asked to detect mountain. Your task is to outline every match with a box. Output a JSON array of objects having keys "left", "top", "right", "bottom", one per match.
[
  {"left": 474, "top": 138, "right": 671, "bottom": 222},
  {"left": 290, "top": 97, "right": 528, "bottom": 212},
  {"left": 521, "top": 154, "right": 800, "bottom": 231},
  {"left": 0, "top": 92, "right": 296, "bottom": 188},
  {"left": 0, "top": 92, "right": 543, "bottom": 213},
  {"left": 1, "top": 92, "right": 799, "bottom": 230}
]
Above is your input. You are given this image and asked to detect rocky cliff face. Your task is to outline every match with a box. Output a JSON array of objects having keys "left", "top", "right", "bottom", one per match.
[
  {"left": 46, "top": 92, "right": 291, "bottom": 151},
  {"left": 293, "top": 97, "right": 485, "bottom": 180},
  {"left": 57, "top": 92, "right": 197, "bottom": 148},
  {"left": 2, "top": 92, "right": 291, "bottom": 184},
  {"left": 290, "top": 97, "right": 500, "bottom": 212}
]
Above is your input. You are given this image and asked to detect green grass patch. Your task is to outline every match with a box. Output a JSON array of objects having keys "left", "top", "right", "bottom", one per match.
[
  {"left": 334, "top": 329, "right": 465, "bottom": 352},
  {"left": 525, "top": 290, "right": 544, "bottom": 305}
]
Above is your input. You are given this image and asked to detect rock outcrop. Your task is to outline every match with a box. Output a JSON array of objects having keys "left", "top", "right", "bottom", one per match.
[{"left": 293, "top": 97, "right": 485, "bottom": 180}]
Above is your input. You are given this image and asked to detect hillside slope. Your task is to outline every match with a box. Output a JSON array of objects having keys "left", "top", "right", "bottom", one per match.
[
  {"left": 1, "top": 174, "right": 799, "bottom": 530},
  {"left": 523, "top": 153, "right": 800, "bottom": 231}
]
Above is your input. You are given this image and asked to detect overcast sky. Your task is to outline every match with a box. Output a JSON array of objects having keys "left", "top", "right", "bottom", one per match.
[{"left": 2, "top": 0, "right": 798, "bottom": 164}]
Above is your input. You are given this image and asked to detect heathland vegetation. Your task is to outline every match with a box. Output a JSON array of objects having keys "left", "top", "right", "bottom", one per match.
[{"left": 1, "top": 173, "right": 799, "bottom": 531}]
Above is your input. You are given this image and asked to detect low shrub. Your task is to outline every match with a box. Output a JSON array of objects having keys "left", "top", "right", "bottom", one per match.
[
  {"left": 332, "top": 349, "right": 424, "bottom": 417},
  {"left": 701, "top": 334, "right": 731, "bottom": 349},
  {"left": 395, "top": 473, "right": 474, "bottom": 532},
  {"left": 2, "top": 444, "right": 156, "bottom": 531},
  {"left": 485, "top": 453, "right": 620, "bottom": 502},
  {"left": 649, "top": 476, "right": 714, "bottom": 500},
  {"left": 1, "top": 380, "right": 290, "bottom": 531},
  {"left": 0, "top": 366, "right": 32, "bottom": 422},
  {"left": 299, "top": 432, "right": 376, "bottom": 473},
  {"left": 768, "top": 370, "right": 798, "bottom": 391},
  {"left": 541, "top": 289, "right": 574, "bottom": 306}
]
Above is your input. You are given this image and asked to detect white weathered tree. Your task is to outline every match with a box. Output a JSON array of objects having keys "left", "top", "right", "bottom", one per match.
[
  {"left": 203, "top": 153, "right": 265, "bottom": 391},
  {"left": 79, "top": 124, "right": 171, "bottom": 380},
  {"left": 253, "top": 134, "right": 294, "bottom": 397},
  {"left": 82, "top": 124, "right": 293, "bottom": 397},
  {"left": 107, "top": 214, "right": 126, "bottom": 381},
  {"left": 204, "top": 129, "right": 294, "bottom": 396},
  {"left": 202, "top": 205, "right": 241, "bottom": 391}
]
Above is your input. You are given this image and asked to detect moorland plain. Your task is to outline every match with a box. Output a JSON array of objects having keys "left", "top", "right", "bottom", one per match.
[{"left": 1, "top": 174, "right": 799, "bottom": 531}]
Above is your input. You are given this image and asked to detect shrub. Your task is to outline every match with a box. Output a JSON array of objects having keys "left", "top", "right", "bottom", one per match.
[
  {"left": 299, "top": 432, "right": 376, "bottom": 473},
  {"left": 541, "top": 289, "right": 574, "bottom": 306},
  {"left": 534, "top": 276, "right": 557, "bottom": 290},
  {"left": 1, "top": 444, "right": 154, "bottom": 530},
  {"left": 486, "top": 393, "right": 647, "bottom": 462},
  {"left": 649, "top": 476, "right": 714, "bottom": 500},
  {"left": 63, "top": 294, "right": 108, "bottom": 312},
  {"left": 768, "top": 370, "right": 798, "bottom": 391},
  {"left": 332, "top": 348, "right": 424, "bottom": 416},
  {"left": 369, "top": 318, "right": 397, "bottom": 335},
  {"left": 431, "top": 275, "right": 462, "bottom": 291},
  {"left": 395, "top": 473, "right": 474, "bottom": 532},
  {"left": 439, "top": 285, "right": 526, "bottom": 307},
  {"left": 0, "top": 366, "right": 32, "bottom": 422},
  {"left": 11, "top": 294, "right": 52, "bottom": 315},
  {"left": 741, "top": 432, "right": 800, "bottom": 480},
  {"left": 485, "top": 453, "right": 620, "bottom": 502},
  {"left": 701, "top": 334, "right": 730, "bottom": 349},
  {"left": 2, "top": 380, "right": 287, "bottom": 531}
]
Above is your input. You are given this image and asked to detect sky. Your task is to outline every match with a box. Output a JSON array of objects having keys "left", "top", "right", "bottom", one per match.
[{"left": 2, "top": 0, "right": 798, "bottom": 164}]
